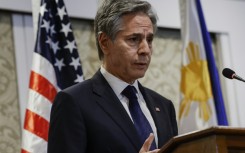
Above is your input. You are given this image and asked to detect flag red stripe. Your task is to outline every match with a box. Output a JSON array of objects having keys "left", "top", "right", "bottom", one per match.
[
  {"left": 21, "top": 149, "right": 30, "bottom": 153},
  {"left": 29, "top": 71, "right": 57, "bottom": 102},
  {"left": 24, "top": 109, "right": 49, "bottom": 141}
]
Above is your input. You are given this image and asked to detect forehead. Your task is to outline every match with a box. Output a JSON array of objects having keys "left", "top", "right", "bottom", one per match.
[{"left": 119, "top": 12, "right": 154, "bottom": 33}]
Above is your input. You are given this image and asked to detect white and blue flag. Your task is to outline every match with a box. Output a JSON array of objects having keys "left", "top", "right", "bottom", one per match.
[{"left": 179, "top": 0, "right": 228, "bottom": 134}]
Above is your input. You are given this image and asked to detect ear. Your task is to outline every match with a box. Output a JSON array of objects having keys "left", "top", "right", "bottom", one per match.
[{"left": 98, "top": 32, "right": 111, "bottom": 55}]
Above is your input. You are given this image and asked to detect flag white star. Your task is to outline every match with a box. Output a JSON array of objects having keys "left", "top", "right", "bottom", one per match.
[
  {"left": 51, "top": 41, "right": 60, "bottom": 54},
  {"left": 50, "top": 25, "right": 56, "bottom": 36},
  {"left": 45, "top": 36, "right": 52, "bottom": 46},
  {"left": 74, "top": 74, "right": 84, "bottom": 83},
  {"left": 40, "top": 3, "right": 47, "bottom": 17},
  {"left": 60, "top": 23, "right": 72, "bottom": 37},
  {"left": 41, "top": 19, "right": 50, "bottom": 33},
  {"left": 69, "top": 57, "right": 80, "bottom": 70},
  {"left": 48, "top": 10, "right": 53, "bottom": 19},
  {"left": 64, "top": 40, "right": 76, "bottom": 53},
  {"left": 54, "top": 58, "right": 65, "bottom": 71},
  {"left": 57, "top": 6, "right": 67, "bottom": 21}
]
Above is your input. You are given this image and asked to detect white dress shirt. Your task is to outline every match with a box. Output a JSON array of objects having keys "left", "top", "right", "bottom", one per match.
[{"left": 100, "top": 66, "right": 158, "bottom": 147}]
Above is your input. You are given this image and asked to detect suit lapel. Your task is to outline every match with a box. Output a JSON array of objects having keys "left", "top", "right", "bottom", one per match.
[
  {"left": 138, "top": 83, "right": 165, "bottom": 147},
  {"left": 91, "top": 71, "right": 142, "bottom": 150}
]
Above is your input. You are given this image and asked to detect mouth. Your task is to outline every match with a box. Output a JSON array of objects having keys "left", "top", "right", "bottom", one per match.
[{"left": 134, "top": 62, "right": 148, "bottom": 69}]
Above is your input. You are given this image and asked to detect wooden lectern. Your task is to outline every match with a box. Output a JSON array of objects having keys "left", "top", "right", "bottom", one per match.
[{"left": 159, "top": 126, "right": 245, "bottom": 153}]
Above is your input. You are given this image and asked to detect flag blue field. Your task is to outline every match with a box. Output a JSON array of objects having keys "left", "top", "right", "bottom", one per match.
[{"left": 179, "top": 0, "right": 228, "bottom": 134}]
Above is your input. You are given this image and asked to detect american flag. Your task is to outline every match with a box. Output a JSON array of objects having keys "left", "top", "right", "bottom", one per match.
[{"left": 21, "top": 0, "right": 83, "bottom": 152}]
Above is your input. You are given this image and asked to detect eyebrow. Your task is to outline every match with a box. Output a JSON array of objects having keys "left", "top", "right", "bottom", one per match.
[{"left": 129, "top": 32, "right": 154, "bottom": 38}]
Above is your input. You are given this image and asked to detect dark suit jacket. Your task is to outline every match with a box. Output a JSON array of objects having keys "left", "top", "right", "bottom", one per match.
[{"left": 48, "top": 70, "right": 178, "bottom": 153}]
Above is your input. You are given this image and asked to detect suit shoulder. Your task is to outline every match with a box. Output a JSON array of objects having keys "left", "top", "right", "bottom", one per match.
[{"left": 62, "top": 79, "right": 92, "bottom": 95}]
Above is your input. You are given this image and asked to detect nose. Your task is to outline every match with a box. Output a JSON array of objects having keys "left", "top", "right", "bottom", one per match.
[{"left": 138, "top": 39, "right": 151, "bottom": 55}]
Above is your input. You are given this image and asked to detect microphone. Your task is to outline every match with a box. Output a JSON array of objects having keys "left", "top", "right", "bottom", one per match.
[{"left": 222, "top": 68, "right": 245, "bottom": 83}]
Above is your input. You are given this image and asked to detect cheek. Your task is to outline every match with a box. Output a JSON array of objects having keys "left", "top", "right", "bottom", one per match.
[
  {"left": 111, "top": 41, "right": 136, "bottom": 65},
  {"left": 115, "top": 53, "right": 130, "bottom": 66},
  {"left": 112, "top": 53, "right": 132, "bottom": 71},
  {"left": 115, "top": 46, "right": 132, "bottom": 60}
]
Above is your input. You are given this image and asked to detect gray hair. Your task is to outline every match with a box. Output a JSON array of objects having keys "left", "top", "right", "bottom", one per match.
[{"left": 94, "top": 0, "right": 158, "bottom": 60}]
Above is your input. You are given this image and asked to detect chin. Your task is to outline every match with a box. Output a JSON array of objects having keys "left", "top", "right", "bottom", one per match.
[
  {"left": 129, "top": 69, "right": 147, "bottom": 80},
  {"left": 134, "top": 73, "right": 146, "bottom": 79}
]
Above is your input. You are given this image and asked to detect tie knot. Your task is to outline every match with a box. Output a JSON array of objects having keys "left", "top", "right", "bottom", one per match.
[{"left": 122, "top": 85, "right": 137, "bottom": 100}]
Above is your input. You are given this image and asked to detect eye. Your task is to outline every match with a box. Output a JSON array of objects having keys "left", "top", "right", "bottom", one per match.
[
  {"left": 147, "top": 36, "right": 153, "bottom": 43},
  {"left": 147, "top": 37, "right": 153, "bottom": 47},
  {"left": 128, "top": 36, "right": 140, "bottom": 43}
]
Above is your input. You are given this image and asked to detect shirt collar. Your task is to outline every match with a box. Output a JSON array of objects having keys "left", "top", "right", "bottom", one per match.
[{"left": 100, "top": 66, "right": 140, "bottom": 97}]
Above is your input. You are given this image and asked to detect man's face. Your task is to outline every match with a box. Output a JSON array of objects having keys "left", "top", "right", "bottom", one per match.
[{"left": 102, "top": 12, "right": 154, "bottom": 83}]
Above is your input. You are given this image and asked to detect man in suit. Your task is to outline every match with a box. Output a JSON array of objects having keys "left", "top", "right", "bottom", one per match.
[{"left": 47, "top": 0, "right": 178, "bottom": 152}]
